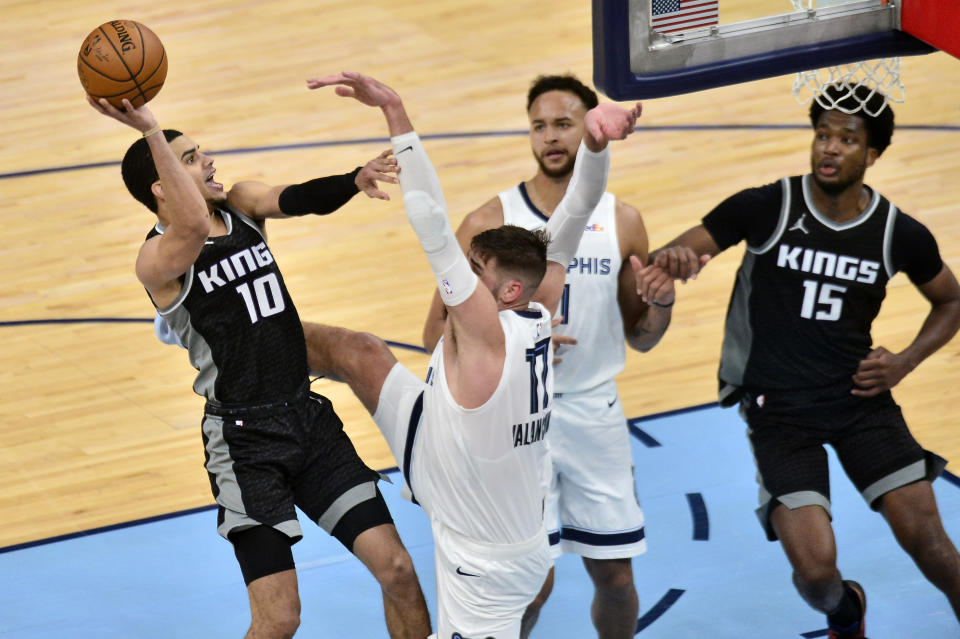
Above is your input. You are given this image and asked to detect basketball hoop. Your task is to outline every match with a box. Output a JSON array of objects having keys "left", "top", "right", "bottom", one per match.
[
  {"left": 788, "top": 0, "right": 904, "bottom": 116},
  {"left": 792, "top": 58, "right": 905, "bottom": 116}
]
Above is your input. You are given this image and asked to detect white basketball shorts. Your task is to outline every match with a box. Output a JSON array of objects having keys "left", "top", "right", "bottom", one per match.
[{"left": 545, "top": 379, "right": 646, "bottom": 559}]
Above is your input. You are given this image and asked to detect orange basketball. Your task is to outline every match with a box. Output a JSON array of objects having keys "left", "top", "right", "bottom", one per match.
[{"left": 78, "top": 20, "right": 167, "bottom": 109}]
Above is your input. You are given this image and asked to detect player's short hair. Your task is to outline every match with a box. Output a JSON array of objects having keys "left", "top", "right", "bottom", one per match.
[
  {"left": 809, "top": 85, "right": 894, "bottom": 156},
  {"left": 527, "top": 74, "right": 599, "bottom": 112},
  {"left": 471, "top": 225, "right": 549, "bottom": 295},
  {"left": 121, "top": 129, "right": 184, "bottom": 213}
]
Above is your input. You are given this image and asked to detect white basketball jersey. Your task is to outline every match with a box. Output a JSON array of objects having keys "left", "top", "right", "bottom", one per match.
[
  {"left": 415, "top": 304, "right": 553, "bottom": 545},
  {"left": 499, "top": 184, "right": 625, "bottom": 393}
]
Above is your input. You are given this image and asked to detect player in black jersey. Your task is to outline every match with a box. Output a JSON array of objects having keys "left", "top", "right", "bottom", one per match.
[
  {"left": 87, "top": 95, "right": 430, "bottom": 639},
  {"left": 645, "top": 85, "right": 960, "bottom": 637}
]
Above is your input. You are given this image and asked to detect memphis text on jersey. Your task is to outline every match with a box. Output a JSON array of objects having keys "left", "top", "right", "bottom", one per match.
[{"left": 513, "top": 411, "right": 551, "bottom": 448}]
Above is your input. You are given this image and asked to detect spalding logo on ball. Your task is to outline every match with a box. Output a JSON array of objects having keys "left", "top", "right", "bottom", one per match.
[{"left": 78, "top": 20, "right": 167, "bottom": 108}]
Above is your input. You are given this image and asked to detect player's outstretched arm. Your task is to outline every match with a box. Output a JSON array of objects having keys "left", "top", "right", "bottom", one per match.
[
  {"left": 650, "top": 225, "right": 717, "bottom": 282},
  {"left": 88, "top": 97, "right": 210, "bottom": 294},
  {"left": 534, "top": 101, "right": 642, "bottom": 313},
  {"left": 227, "top": 149, "right": 399, "bottom": 220},
  {"left": 311, "top": 72, "right": 506, "bottom": 406}
]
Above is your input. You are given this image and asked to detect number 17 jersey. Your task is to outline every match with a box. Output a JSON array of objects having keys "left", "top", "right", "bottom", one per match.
[{"left": 416, "top": 304, "right": 553, "bottom": 545}]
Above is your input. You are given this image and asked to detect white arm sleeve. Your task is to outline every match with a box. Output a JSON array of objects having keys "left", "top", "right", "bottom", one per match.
[
  {"left": 391, "top": 132, "right": 477, "bottom": 307},
  {"left": 545, "top": 141, "right": 610, "bottom": 266}
]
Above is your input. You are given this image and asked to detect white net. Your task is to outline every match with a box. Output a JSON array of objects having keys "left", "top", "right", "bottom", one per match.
[
  {"left": 792, "top": 58, "right": 904, "bottom": 116},
  {"left": 789, "top": 0, "right": 903, "bottom": 115}
]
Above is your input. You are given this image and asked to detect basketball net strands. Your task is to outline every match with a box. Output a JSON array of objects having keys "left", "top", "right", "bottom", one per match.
[
  {"left": 592, "top": 0, "right": 959, "bottom": 106},
  {"left": 790, "top": 0, "right": 904, "bottom": 116}
]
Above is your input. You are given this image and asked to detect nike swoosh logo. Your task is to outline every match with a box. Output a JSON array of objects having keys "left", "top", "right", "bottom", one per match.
[
  {"left": 456, "top": 566, "right": 480, "bottom": 578},
  {"left": 607, "top": 397, "right": 618, "bottom": 407},
  {"left": 396, "top": 145, "right": 413, "bottom": 154}
]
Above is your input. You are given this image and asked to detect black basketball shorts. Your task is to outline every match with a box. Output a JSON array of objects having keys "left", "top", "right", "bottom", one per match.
[
  {"left": 739, "top": 390, "right": 946, "bottom": 541},
  {"left": 201, "top": 385, "right": 384, "bottom": 544}
]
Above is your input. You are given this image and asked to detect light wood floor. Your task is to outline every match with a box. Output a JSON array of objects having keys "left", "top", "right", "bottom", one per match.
[{"left": 1, "top": 0, "right": 958, "bottom": 549}]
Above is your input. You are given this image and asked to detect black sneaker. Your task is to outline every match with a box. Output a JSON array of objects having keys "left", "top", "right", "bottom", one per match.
[{"left": 827, "top": 580, "right": 867, "bottom": 639}]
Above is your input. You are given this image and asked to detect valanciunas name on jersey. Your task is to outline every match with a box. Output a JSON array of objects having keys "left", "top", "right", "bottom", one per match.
[{"left": 513, "top": 412, "right": 551, "bottom": 448}]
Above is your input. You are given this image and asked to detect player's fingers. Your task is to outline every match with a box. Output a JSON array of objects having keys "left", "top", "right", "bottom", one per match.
[
  {"left": 856, "top": 358, "right": 885, "bottom": 371},
  {"left": 553, "top": 334, "right": 577, "bottom": 346}
]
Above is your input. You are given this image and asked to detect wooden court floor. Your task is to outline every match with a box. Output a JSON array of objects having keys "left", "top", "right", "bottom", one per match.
[{"left": 1, "top": 0, "right": 959, "bottom": 549}]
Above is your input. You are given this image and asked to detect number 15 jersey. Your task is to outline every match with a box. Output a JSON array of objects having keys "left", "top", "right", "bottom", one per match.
[{"left": 703, "top": 175, "right": 943, "bottom": 397}]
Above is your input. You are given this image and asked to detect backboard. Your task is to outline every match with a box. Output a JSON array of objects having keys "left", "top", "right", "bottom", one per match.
[{"left": 592, "top": 0, "right": 939, "bottom": 100}]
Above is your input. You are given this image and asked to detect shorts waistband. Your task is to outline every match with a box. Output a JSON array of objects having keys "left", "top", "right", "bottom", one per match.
[
  {"left": 553, "top": 377, "right": 617, "bottom": 400},
  {"left": 435, "top": 519, "right": 548, "bottom": 560},
  {"left": 204, "top": 382, "right": 310, "bottom": 418}
]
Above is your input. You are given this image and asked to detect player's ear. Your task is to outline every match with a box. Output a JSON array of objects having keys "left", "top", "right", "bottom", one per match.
[
  {"left": 151, "top": 180, "right": 164, "bottom": 205},
  {"left": 500, "top": 278, "right": 524, "bottom": 305},
  {"left": 865, "top": 147, "right": 879, "bottom": 168}
]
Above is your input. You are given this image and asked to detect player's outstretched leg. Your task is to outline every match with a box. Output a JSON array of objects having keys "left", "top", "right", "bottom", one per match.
[
  {"left": 302, "top": 322, "right": 397, "bottom": 414},
  {"left": 882, "top": 480, "right": 960, "bottom": 620}
]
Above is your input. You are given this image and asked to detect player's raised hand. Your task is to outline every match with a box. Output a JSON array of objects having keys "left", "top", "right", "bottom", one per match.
[
  {"left": 584, "top": 101, "right": 641, "bottom": 149},
  {"left": 307, "top": 71, "right": 401, "bottom": 109},
  {"left": 87, "top": 95, "right": 158, "bottom": 134},
  {"left": 355, "top": 148, "right": 400, "bottom": 200}
]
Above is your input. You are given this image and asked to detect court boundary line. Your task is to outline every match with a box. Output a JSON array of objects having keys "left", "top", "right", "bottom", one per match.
[{"left": 4, "top": 124, "right": 960, "bottom": 180}]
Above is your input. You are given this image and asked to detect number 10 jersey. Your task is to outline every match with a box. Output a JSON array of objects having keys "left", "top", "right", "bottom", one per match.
[{"left": 146, "top": 208, "right": 307, "bottom": 404}]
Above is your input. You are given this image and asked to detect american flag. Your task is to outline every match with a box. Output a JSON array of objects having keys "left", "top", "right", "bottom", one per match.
[{"left": 651, "top": 0, "right": 719, "bottom": 34}]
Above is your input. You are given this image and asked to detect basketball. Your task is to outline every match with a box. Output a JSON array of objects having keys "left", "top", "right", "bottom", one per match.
[{"left": 77, "top": 20, "right": 167, "bottom": 109}]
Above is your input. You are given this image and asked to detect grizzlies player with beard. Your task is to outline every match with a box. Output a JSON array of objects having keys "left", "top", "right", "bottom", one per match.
[
  {"left": 422, "top": 75, "right": 674, "bottom": 639},
  {"left": 299, "top": 71, "right": 640, "bottom": 639},
  {"left": 87, "top": 95, "right": 430, "bottom": 639},
  {"left": 649, "top": 85, "right": 960, "bottom": 638}
]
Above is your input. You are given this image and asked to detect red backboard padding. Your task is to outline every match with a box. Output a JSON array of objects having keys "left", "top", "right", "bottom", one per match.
[{"left": 901, "top": 0, "right": 960, "bottom": 59}]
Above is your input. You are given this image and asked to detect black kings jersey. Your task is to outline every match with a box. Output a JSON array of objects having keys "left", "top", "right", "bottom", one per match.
[
  {"left": 146, "top": 208, "right": 307, "bottom": 404},
  {"left": 703, "top": 175, "right": 943, "bottom": 400}
]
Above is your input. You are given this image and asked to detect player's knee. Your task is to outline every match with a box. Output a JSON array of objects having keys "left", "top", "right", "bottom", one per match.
[
  {"left": 250, "top": 607, "right": 300, "bottom": 639},
  {"left": 376, "top": 549, "right": 420, "bottom": 597},
  {"left": 586, "top": 558, "right": 634, "bottom": 591}
]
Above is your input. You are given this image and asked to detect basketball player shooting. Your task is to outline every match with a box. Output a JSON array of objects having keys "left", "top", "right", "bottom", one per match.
[
  {"left": 299, "top": 70, "right": 640, "bottom": 638},
  {"left": 85, "top": 95, "right": 432, "bottom": 639}
]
